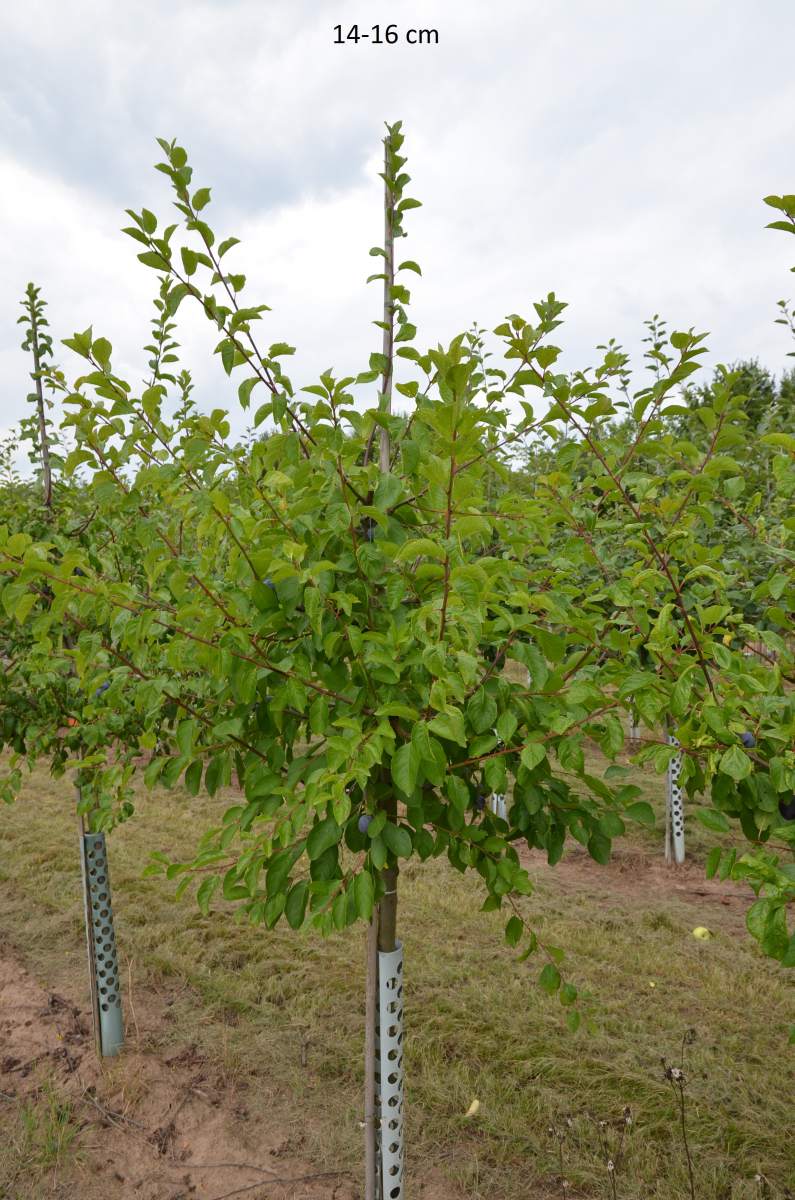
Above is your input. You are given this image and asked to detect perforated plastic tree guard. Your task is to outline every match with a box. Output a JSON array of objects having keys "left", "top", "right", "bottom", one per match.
[
  {"left": 626, "top": 706, "right": 641, "bottom": 749},
  {"left": 488, "top": 794, "right": 507, "bottom": 820},
  {"left": 80, "top": 832, "right": 124, "bottom": 1056},
  {"left": 667, "top": 735, "right": 685, "bottom": 865},
  {"left": 376, "top": 942, "right": 405, "bottom": 1200}
]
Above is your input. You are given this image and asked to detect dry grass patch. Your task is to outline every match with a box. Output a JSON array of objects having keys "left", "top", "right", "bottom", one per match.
[{"left": 0, "top": 755, "right": 792, "bottom": 1199}]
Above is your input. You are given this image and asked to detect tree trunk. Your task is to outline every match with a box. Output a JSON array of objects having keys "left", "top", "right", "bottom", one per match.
[
  {"left": 376, "top": 129, "right": 398, "bottom": 956},
  {"left": 364, "top": 126, "right": 400, "bottom": 1200},
  {"left": 364, "top": 917, "right": 378, "bottom": 1200}
]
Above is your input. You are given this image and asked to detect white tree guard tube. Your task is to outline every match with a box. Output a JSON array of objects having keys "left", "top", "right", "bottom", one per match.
[
  {"left": 667, "top": 735, "right": 685, "bottom": 865},
  {"left": 376, "top": 942, "right": 405, "bottom": 1200},
  {"left": 488, "top": 794, "right": 507, "bottom": 820},
  {"left": 80, "top": 832, "right": 124, "bottom": 1056},
  {"left": 626, "top": 705, "right": 641, "bottom": 749}
]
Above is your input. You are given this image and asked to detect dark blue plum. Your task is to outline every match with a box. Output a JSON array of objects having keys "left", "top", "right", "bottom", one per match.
[
  {"left": 358, "top": 814, "right": 372, "bottom": 833},
  {"left": 779, "top": 794, "right": 795, "bottom": 822},
  {"left": 740, "top": 731, "right": 756, "bottom": 749}
]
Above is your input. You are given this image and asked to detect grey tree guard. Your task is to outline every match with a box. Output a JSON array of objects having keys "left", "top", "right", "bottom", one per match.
[
  {"left": 488, "top": 793, "right": 507, "bottom": 820},
  {"left": 376, "top": 942, "right": 405, "bottom": 1199},
  {"left": 666, "top": 734, "right": 686, "bottom": 864},
  {"left": 626, "top": 704, "right": 641, "bottom": 750},
  {"left": 78, "top": 828, "right": 124, "bottom": 1056}
]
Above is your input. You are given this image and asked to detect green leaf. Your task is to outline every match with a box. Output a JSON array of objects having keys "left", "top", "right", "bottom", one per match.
[
  {"left": 238, "top": 376, "right": 260, "bottom": 409},
  {"left": 92, "top": 336, "right": 112, "bottom": 366},
  {"left": 165, "top": 283, "right": 190, "bottom": 315},
  {"left": 367, "top": 811, "right": 387, "bottom": 839},
  {"left": 597, "top": 812, "right": 625, "bottom": 838},
  {"left": 373, "top": 473, "right": 403, "bottom": 511},
  {"left": 354, "top": 870, "right": 375, "bottom": 921},
  {"left": 370, "top": 834, "right": 387, "bottom": 871},
  {"left": 587, "top": 833, "right": 611, "bottom": 865},
  {"left": 222, "top": 867, "right": 248, "bottom": 901},
  {"left": 539, "top": 964, "right": 561, "bottom": 995},
  {"left": 696, "top": 808, "right": 731, "bottom": 833},
  {"left": 467, "top": 688, "right": 498, "bottom": 734},
  {"left": 496, "top": 711, "right": 518, "bottom": 744},
  {"left": 14, "top": 593, "right": 35, "bottom": 624},
  {"left": 624, "top": 801, "right": 655, "bottom": 828},
  {"left": 746, "top": 897, "right": 773, "bottom": 941},
  {"left": 332, "top": 890, "right": 348, "bottom": 930},
  {"left": 285, "top": 880, "right": 309, "bottom": 929},
  {"left": 520, "top": 742, "right": 546, "bottom": 772},
  {"left": 761, "top": 431, "right": 795, "bottom": 452},
  {"left": 138, "top": 250, "right": 169, "bottom": 270},
  {"left": 559, "top": 983, "right": 578, "bottom": 1007},
  {"left": 306, "top": 817, "right": 341, "bottom": 861},
  {"left": 181, "top": 247, "right": 199, "bottom": 276},
  {"left": 196, "top": 876, "right": 219, "bottom": 916},
  {"left": 205, "top": 754, "right": 226, "bottom": 796},
  {"left": 705, "top": 847, "right": 722, "bottom": 879},
  {"left": 505, "top": 916, "right": 523, "bottom": 947},
  {"left": 391, "top": 742, "right": 420, "bottom": 795},
  {"left": 184, "top": 760, "right": 203, "bottom": 796},
  {"left": 719, "top": 745, "right": 752, "bottom": 782},
  {"left": 445, "top": 775, "right": 469, "bottom": 813},
  {"left": 395, "top": 537, "right": 445, "bottom": 562},
  {"left": 176, "top": 719, "right": 197, "bottom": 757},
  {"left": 382, "top": 822, "right": 413, "bottom": 859},
  {"left": 428, "top": 708, "right": 466, "bottom": 746}
]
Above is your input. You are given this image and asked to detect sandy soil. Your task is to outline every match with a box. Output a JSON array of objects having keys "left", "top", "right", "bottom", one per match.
[
  {"left": 525, "top": 842, "right": 751, "bottom": 932},
  {"left": 0, "top": 943, "right": 363, "bottom": 1200}
]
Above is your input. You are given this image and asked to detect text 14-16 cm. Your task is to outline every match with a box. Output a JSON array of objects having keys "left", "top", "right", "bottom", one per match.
[{"left": 333, "top": 24, "right": 439, "bottom": 45}]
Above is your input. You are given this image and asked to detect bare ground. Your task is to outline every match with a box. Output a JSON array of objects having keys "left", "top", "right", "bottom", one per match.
[
  {"left": 525, "top": 841, "right": 752, "bottom": 931},
  {"left": 0, "top": 940, "right": 366, "bottom": 1200},
  {"left": 0, "top": 933, "right": 468, "bottom": 1200}
]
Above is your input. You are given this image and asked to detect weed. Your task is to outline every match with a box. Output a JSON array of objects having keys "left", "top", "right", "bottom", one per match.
[
  {"left": 662, "top": 1029, "right": 698, "bottom": 1200},
  {"left": 0, "top": 1081, "right": 81, "bottom": 1197}
]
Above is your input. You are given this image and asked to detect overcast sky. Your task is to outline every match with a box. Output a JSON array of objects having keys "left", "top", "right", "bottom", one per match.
[{"left": 1, "top": 0, "right": 794, "bottom": 449}]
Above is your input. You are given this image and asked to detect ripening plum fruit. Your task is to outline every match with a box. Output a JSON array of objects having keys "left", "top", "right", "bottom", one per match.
[{"left": 779, "top": 794, "right": 795, "bottom": 822}]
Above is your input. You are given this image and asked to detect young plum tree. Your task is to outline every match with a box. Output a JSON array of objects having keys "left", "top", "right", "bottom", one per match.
[{"left": 2, "top": 127, "right": 793, "bottom": 1186}]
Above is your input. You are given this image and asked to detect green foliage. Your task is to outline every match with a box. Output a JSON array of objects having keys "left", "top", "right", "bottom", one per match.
[{"left": 0, "top": 125, "right": 793, "bottom": 1005}]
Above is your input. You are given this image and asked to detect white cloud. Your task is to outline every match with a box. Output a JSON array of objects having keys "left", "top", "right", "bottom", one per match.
[{"left": 1, "top": 0, "right": 793, "bottom": 448}]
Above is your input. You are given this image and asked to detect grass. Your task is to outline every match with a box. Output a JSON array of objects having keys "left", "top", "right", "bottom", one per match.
[
  {"left": 0, "top": 750, "right": 793, "bottom": 1199},
  {"left": 0, "top": 1082, "right": 81, "bottom": 1199}
]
